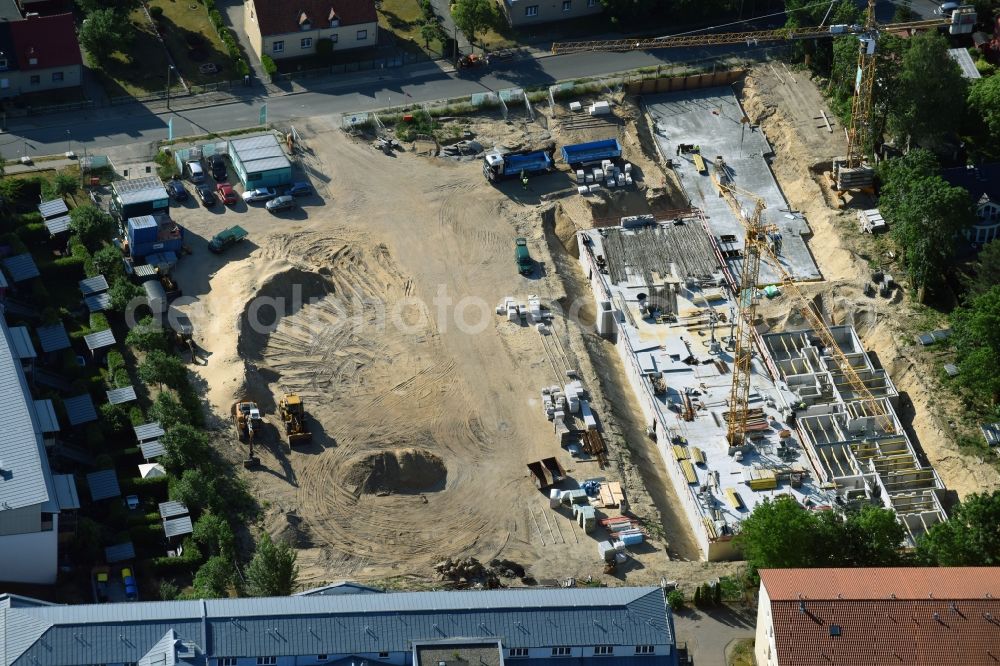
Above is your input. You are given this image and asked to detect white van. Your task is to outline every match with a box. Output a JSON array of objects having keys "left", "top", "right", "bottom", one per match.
[{"left": 187, "top": 160, "right": 204, "bottom": 183}]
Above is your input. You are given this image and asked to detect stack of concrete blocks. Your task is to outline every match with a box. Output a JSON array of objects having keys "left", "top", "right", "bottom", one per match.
[
  {"left": 542, "top": 385, "right": 568, "bottom": 425},
  {"left": 564, "top": 380, "right": 585, "bottom": 415},
  {"left": 589, "top": 101, "right": 611, "bottom": 116},
  {"left": 579, "top": 399, "right": 598, "bottom": 430},
  {"left": 573, "top": 503, "right": 596, "bottom": 532},
  {"left": 569, "top": 101, "right": 583, "bottom": 112},
  {"left": 597, "top": 539, "right": 626, "bottom": 562},
  {"left": 526, "top": 296, "right": 542, "bottom": 323}
]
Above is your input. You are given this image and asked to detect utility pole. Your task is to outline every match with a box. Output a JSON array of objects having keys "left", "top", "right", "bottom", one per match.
[{"left": 166, "top": 65, "right": 174, "bottom": 109}]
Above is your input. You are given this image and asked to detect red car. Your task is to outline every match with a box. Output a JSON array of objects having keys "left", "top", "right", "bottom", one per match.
[{"left": 216, "top": 182, "right": 238, "bottom": 205}]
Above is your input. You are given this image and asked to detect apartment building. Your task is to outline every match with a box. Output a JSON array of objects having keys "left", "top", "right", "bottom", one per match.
[{"left": 0, "top": 585, "right": 679, "bottom": 666}]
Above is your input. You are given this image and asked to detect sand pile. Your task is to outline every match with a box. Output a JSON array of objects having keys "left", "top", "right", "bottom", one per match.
[
  {"left": 345, "top": 449, "right": 447, "bottom": 495},
  {"left": 238, "top": 267, "right": 334, "bottom": 360}
]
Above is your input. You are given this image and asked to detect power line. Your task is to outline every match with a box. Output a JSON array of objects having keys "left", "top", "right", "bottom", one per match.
[{"left": 657, "top": 0, "right": 839, "bottom": 40}]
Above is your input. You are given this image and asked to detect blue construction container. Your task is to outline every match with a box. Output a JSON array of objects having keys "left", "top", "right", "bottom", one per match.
[
  {"left": 127, "top": 216, "right": 158, "bottom": 247},
  {"left": 482, "top": 150, "right": 553, "bottom": 182},
  {"left": 561, "top": 138, "right": 622, "bottom": 166}
]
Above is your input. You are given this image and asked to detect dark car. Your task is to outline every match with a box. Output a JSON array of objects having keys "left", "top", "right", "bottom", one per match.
[
  {"left": 167, "top": 179, "right": 188, "bottom": 201},
  {"left": 196, "top": 183, "right": 216, "bottom": 206},
  {"left": 210, "top": 156, "right": 227, "bottom": 181},
  {"left": 266, "top": 195, "right": 295, "bottom": 213},
  {"left": 286, "top": 182, "right": 312, "bottom": 197}
]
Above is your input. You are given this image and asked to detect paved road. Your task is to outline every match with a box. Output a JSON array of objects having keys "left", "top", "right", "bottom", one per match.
[
  {"left": 673, "top": 605, "right": 756, "bottom": 666},
  {"left": 0, "top": 45, "right": 769, "bottom": 155}
]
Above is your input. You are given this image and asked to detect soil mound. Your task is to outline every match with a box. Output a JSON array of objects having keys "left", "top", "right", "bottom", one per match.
[
  {"left": 346, "top": 448, "right": 447, "bottom": 495},
  {"left": 238, "top": 267, "right": 333, "bottom": 359}
]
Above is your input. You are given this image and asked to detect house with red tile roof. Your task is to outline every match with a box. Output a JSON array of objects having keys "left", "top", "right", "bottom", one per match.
[
  {"left": 0, "top": 12, "right": 81, "bottom": 98},
  {"left": 243, "top": 0, "right": 378, "bottom": 64},
  {"left": 755, "top": 568, "right": 1000, "bottom": 666}
]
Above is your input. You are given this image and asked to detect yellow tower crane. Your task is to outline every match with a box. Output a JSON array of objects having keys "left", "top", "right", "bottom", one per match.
[{"left": 711, "top": 171, "right": 896, "bottom": 438}]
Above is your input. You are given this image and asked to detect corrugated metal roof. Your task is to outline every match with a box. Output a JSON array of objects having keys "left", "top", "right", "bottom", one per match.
[
  {"left": 32, "top": 400, "right": 59, "bottom": 433},
  {"left": 140, "top": 440, "right": 166, "bottom": 460},
  {"left": 79, "top": 275, "right": 109, "bottom": 296},
  {"left": 113, "top": 176, "right": 169, "bottom": 206},
  {"left": 84, "top": 329, "right": 115, "bottom": 350},
  {"left": 104, "top": 541, "right": 136, "bottom": 563},
  {"left": 948, "top": 48, "right": 981, "bottom": 79},
  {"left": 760, "top": 568, "right": 1000, "bottom": 601},
  {"left": 134, "top": 264, "right": 157, "bottom": 278},
  {"left": 36, "top": 323, "right": 70, "bottom": 353},
  {"left": 51, "top": 474, "right": 80, "bottom": 510},
  {"left": 2, "top": 587, "right": 671, "bottom": 666},
  {"left": 106, "top": 386, "right": 137, "bottom": 405},
  {"left": 0, "top": 319, "right": 53, "bottom": 511},
  {"left": 230, "top": 134, "right": 281, "bottom": 153},
  {"left": 158, "top": 501, "right": 189, "bottom": 519},
  {"left": 44, "top": 215, "right": 71, "bottom": 236},
  {"left": 235, "top": 145, "right": 285, "bottom": 162},
  {"left": 163, "top": 515, "right": 193, "bottom": 538},
  {"left": 86, "top": 469, "right": 121, "bottom": 501},
  {"left": 85, "top": 293, "right": 112, "bottom": 312},
  {"left": 38, "top": 199, "right": 68, "bottom": 219},
  {"left": 137, "top": 630, "right": 180, "bottom": 666},
  {"left": 242, "top": 156, "right": 292, "bottom": 174},
  {"left": 9, "top": 326, "right": 36, "bottom": 359},
  {"left": 64, "top": 394, "right": 98, "bottom": 426},
  {"left": 134, "top": 422, "right": 165, "bottom": 442},
  {"left": 982, "top": 423, "right": 1000, "bottom": 447},
  {"left": 2, "top": 253, "right": 40, "bottom": 282}
]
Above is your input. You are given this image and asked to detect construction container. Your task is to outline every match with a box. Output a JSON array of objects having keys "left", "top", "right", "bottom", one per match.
[{"left": 128, "top": 216, "right": 158, "bottom": 245}]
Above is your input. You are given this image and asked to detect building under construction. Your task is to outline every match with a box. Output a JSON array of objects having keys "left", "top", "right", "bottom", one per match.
[{"left": 574, "top": 85, "right": 948, "bottom": 560}]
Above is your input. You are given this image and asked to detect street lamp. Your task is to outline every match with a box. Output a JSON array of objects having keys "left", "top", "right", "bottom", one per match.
[
  {"left": 166, "top": 64, "right": 175, "bottom": 109},
  {"left": 65, "top": 130, "right": 71, "bottom": 156}
]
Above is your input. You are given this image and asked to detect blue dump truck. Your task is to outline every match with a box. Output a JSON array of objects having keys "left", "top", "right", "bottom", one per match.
[
  {"left": 483, "top": 149, "right": 554, "bottom": 183},
  {"left": 560, "top": 138, "right": 623, "bottom": 167}
]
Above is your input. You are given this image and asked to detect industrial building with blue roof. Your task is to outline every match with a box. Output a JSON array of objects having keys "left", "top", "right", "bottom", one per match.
[{"left": 0, "top": 585, "right": 677, "bottom": 666}]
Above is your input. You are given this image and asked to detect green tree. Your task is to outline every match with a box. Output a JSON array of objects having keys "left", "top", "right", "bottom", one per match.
[
  {"left": 917, "top": 490, "right": 1000, "bottom": 565},
  {"left": 0, "top": 178, "right": 24, "bottom": 205},
  {"left": 139, "top": 349, "right": 187, "bottom": 390},
  {"left": 420, "top": 20, "right": 439, "bottom": 49},
  {"left": 192, "top": 512, "right": 236, "bottom": 559},
  {"left": 159, "top": 580, "right": 180, "bottom": 601},
  {"left": 841, "top": 505, "right": 907, "bottom": 566},
  {"left": 126, "top": 316, "right": 169, "bottom": 352},
  {"left": 736, "top": 496, "right": 821, "bottom": 570},
  {"left": 149, "top": 391, "right": 188, "bottom": 429},
  {"left": 951, "top": 285, "right": 1000, "bottom": 402},
  {"left": 69, "top": 205, "right": 115, "bottom": 251},
  {"left": 450, "top": 0, "right": 498, "bottom": 52},
  {"left": 192, "top": 555, "right": 233, "bottom": 598},
  {"left": 91, "top": 245, "right": 124, "bottom": 281},
  {"left": 970, "top": 240, "right": 1000, "bottom": 297},
  {"left": 161, "top": 423, "right": 212, "bottom": 476},
  {"left": 108, "top": 279, "right": 143, "bottom": 313},
  {"left": 171, "top": 468, "right": 216, "bottom": 512},
  {"left": 76, "top": 0, "right": 141, "bottom": 13},
  {"left": 53, "top": 172, "right": 78, "bottom": 197},
  {"left": 879, "top": 150, "right": 976, "bottom": 299},
  {"left": 966, "top": 72, "right": 1000, "bottom": 159},
  {"left": 78, "top": 9, "right": 135, "bottom": 64},
  {"left": 889, "top": 31, "right": 967, "bottom": 150},
  {"left": 666, "top": 589, "right": 684, "bottom": 611},
  {"left": 246, "top": 533, "right": 299, "bottom": 596}
]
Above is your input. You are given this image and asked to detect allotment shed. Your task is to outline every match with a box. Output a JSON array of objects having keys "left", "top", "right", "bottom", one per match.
[
  {"left": 111, "top": 176, "right": 169, "bottom": 220},
  {"left": 228, "top": 134, "right": 292, "bottom": 188}
]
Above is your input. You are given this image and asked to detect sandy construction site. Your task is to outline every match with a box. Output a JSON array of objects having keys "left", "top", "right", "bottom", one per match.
[{"left": 165, "top": 63, "right": 1000, "bottom": 588}]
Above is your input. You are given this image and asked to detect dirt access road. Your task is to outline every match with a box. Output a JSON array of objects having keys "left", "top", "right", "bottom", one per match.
[{"left": 167, "top": 119, "right": 685, "bottom": 588}]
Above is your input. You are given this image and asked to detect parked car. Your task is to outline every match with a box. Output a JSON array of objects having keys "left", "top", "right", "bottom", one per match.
[
  {"left": 216, "top": 183, "right": 238, "bottom": 205},
  {"left": 286, "top": 181, "right": 312, "bottom": 197},
  {"left": 266, "top": 195, "right": 295, "bottom": 212},
  {"left": 242, "top": 187, "right": 277, "bottom": 203},
  {"left": 210, "top": 156, "right": 227, "bottom": 181},
  {"left": 167, "top": 179, "right": 188, "bottom": 201},
  {"left": 187, "top": 161, "right": 204, "bottom": 183},
  {"left": 936, "top": 1, "right": 959, "bottom": 14},
  {"left": 196, "top": 183, "right": 216, "bottom": 206}
]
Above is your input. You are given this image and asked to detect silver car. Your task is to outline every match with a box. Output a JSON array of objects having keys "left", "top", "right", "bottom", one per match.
[
  {"left": 242, "top": 187, "right": 277, "bottom": 203},
  {"left": 266, "top": 195, "right": 295, "bottom": 212}
]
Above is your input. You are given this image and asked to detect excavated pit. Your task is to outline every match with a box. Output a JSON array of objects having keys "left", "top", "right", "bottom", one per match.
[{"left": 345, "top": 449, "right": 448, "bottom": 495}]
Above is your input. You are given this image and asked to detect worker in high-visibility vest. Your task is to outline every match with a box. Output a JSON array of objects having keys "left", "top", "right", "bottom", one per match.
[{"left": 521, "top": 170, "right": 529, "bottom": 190}]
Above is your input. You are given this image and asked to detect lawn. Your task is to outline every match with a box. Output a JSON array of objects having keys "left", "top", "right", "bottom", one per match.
[
  {"left": 147, "top": 0, "right": 240, "bottom": 86},
  {"left": 377, "top": 0, "right": 437, "bottom": 56},
  {"left": 91, "top": 10, "right": 174, "bottom": 98}
]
